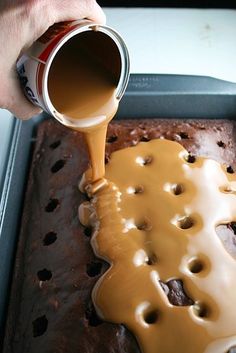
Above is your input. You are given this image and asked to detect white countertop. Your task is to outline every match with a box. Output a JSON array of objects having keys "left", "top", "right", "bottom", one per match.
[{"left": 105, "top": 8, "right": 236, "bottom": 82}]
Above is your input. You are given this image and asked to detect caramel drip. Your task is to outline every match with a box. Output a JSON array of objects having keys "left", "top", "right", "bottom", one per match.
[
  {"left": 48, "top": 30, "right": 120, "bottom": 182},
  {"left": 80, "top": 139, "right": 236, "bottom": 353}
]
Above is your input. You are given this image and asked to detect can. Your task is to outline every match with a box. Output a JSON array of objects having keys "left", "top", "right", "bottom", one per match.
[{"left": 17, "top": 20, "right": 130, "bottom": 128}]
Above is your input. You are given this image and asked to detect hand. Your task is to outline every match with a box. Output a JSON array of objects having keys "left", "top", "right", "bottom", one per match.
[{"left": 0, "top": 0, "right": 105, "bottom": 119}]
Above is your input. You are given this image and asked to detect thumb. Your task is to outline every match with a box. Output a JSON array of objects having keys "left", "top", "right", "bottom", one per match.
[{"left": 53, "top": 0, "right": 106, "bottom": 25}]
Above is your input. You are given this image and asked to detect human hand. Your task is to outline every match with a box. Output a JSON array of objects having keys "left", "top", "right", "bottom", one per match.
[{"left": 0, "top": 0, "right": 105, "bottom": 119}]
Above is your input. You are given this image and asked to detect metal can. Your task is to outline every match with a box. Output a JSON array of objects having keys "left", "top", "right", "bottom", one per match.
[{"left": 17, "top": 20, "right": 130, "bottom": 128}]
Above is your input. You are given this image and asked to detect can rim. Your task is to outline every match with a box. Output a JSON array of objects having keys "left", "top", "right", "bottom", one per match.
[{"left": 42, "top": 23, "right": 130, "bottom": 125}]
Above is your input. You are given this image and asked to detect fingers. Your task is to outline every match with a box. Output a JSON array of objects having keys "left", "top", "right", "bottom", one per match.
[
  {"left": 52, "top": 0, "right": 106, "bottom": 25},
  {"left": 86, "top": 1, "right": 106, "bottom": 24},
  {"left": 4, "top": 71, "right": 42, "bottom": 120}
]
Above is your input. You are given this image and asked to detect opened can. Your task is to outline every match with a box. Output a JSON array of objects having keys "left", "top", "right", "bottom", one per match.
[{"left": 17, "top": 20, "right": 130, "bottom": 128}]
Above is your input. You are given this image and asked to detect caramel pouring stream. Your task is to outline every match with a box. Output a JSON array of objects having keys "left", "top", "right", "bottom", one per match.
[{"left": 48, "top": 30, "right": 120, "bottom": 182}]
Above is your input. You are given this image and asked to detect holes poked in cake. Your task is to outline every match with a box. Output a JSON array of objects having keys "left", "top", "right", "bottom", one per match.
[
  {"left": 230, "top": 222, "right": 236, "bottom": 234},
  {"left": 216, "top": 222, "right": 236, "bottom": 259},
  {"left": 192, "top": 302, "right": 210, "bottom": 319},
  {"left": 136, "top": 302, "right": 160, "bottom": 326},
  {"left": 133, "top": 249, "right": 155, "bottom": 267},
  {"left": 159, "top": 279, "right": 194, "bottom": 306},
  {"left": 227, "top": 166, "right": 234, "bottom": 174},
  {"left": 179, "top": 132, "right": 189, "bottom": 140},
  {"left": 51, "top": 159, "right": 66, "bottom": 173},
  {"left": 146, "top": 253, "right": 158, "bottom": 266},
  {"left": 140, "top": 135, "right": 151, "bottom": 142},
  {"left": 45, "top": 198, "right": 59, "bottom": 212},
  {"left": 37, "top": 269, "right": 52, "bottom": 281},
  {"left": 143, "top": 310, "right": 159, "bottom": 325},
  {"left": 184, "top": 154, "right": 196, "bottom": 164},
  {"left": 86, "top": 262, "right": 103, "bottom": 277},
  {"left": 188, "top": 257, "right": 205, "bottom": 274},
  {"left": 84, "top": 226, "right": 93, "bottom": 237},
  {"left": 43, "top": 231, "right": 57, "bottom": 246},
  {"left": 85, "top": 302, "right": 103, "bottom": 326},
  {"left": 135, "top": 185, "right": 144, "bottom": 194},
  {"left": 32, "top": 315, "right": 48, "bottom": 337},
  {"left": 143, "top": 156, "right": 153, "bottom": 165},
  {"left": 136, "top": 155, "right": 153, "bottom": 166},
  {"left": 136, "top": 220, "right": 152, "bottom": 231},
  {"left": 105, "top": 154, "right": 110, "bottom": 164},
  {"left": 175, "top": 216, "right": 195, "bottom": 230},
  {"left": 171, "top": 183, "right": 184, "bottom": 196},
  {"left": 49, "top": 140, "right": 61, "bottom": 149},
  {"left": 164, "top": 183, "right": 185, "bottom": 196},
  {"left": 217, "top": 140, "right": 226, "bottom": 148},
  {"left": 127, "top": 185, "right": 144, "bottom": 195},
  {"left": 106, "top": 135, "right": 118, "bottom": 143}
]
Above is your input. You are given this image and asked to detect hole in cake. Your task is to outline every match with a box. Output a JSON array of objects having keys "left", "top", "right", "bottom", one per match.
[
  {"left": 177, "top": 216, "right": 194, "bottom": 230},
  {"left": 43, "top": 232, "right": 57, "bottom": 246},
  {"left": 86, "top": 262, "right": 103, "bottom": 277},
  {"left": 105, "top": 155, "right": 110, "bottom": 164},
  {"left": 45, "top": 199, "right": 59, "bottom": 212},
  {"left": 143, "top": 310, "right": 159, "bottom": 324},
  {"left": 217, "top": 140, "right": 226, "bottom": 148},
  {"left": 230, "top": 222, "right": 236, "bottom": 234},
  {"left": 215, "top": 222, "right": 236, "bottom": 259},
  {"left": 159, "top": 279, "right": 194, "bottom": 306},
  {"left": 143, "top": 156, "right": 153, "bottom": 165},
  {"left": 134, "top": 185, "right": 144, "bottom": 194},
  {"left": 84, "top": 227, "right": 93, "bottom": 237},
  {"left": 146, "top": 253, "right": 157, "bottom": 265},
  {"left": 188, "top": 258, "right": 204, "bottom": 274},
  {"left": 227, "top": 166, "right": 234, "bottom": 174},
  {"left": 179, "top": 132, "right": 189, "bottom": 139},
  {"left": 50, "top": 140, "right": 61, "bottom": 149},
  {"left": 37, "top": 269, "right": 52, "bottom": 281},
  {"left": 106, "top": 135, "right": 118, "bottom": 143},
  {"left": 137, "top": 220, "right": 152, "bottom": 231},
  {"left": 32, "top": 315, "right": 48, "bottom": 337},
  {"left": 193, "top": 302, "right": 209, "bottom": 318},
  {"left": 227, "top": 347, "right": 236, "bottom": 353},
  {"left": 185, "top": 154, "right": 196, "bottom": 164},
  {"left": 86, "top": 303, "right": 103, "bottom": 326},
  {"left": 51, "top": 159, "right": 66, "bottom": 173},
  {"left": 127, "top": 185, "right": 144, "bottom": 195},
  {"left": 140, "top": 136, "right": 150, "bottom": 142},
  {"left": 172, "top": 184, "right": 184, "bottom": 196},
  {"left": 136, "top": 156, "right": 153, "bottom": 166}
]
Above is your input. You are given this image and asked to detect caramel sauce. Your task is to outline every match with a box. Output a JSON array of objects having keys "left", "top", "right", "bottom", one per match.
[
  {"left": 80, "top": 139, "right": 236, "bottom": 353},
  {"left": 48, "top": 30, "right": 120, "bottom": 181}
]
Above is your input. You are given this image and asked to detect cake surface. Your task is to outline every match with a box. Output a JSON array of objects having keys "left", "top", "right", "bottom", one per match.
[{"left": 4, "top": 118, "right": 236, "bottom": 353}]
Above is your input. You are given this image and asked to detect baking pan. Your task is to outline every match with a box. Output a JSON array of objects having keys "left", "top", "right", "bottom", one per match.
[{"left": 1, "top": 73, "right": 236, "bottom": 345}]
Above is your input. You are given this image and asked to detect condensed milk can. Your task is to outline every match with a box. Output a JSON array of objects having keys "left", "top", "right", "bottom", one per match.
[{"left": 17, "top": 20, "right": 130, "bottom": 129}]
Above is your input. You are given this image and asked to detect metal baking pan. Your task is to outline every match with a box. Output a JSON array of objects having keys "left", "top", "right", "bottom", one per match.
[{"left": 1, "top": 73, "right": 236, "bottom": 347}]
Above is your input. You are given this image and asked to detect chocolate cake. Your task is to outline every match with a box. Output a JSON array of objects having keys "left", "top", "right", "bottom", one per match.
[{"left": 3, "top": 118, "right": 236, "bottom": 353}]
